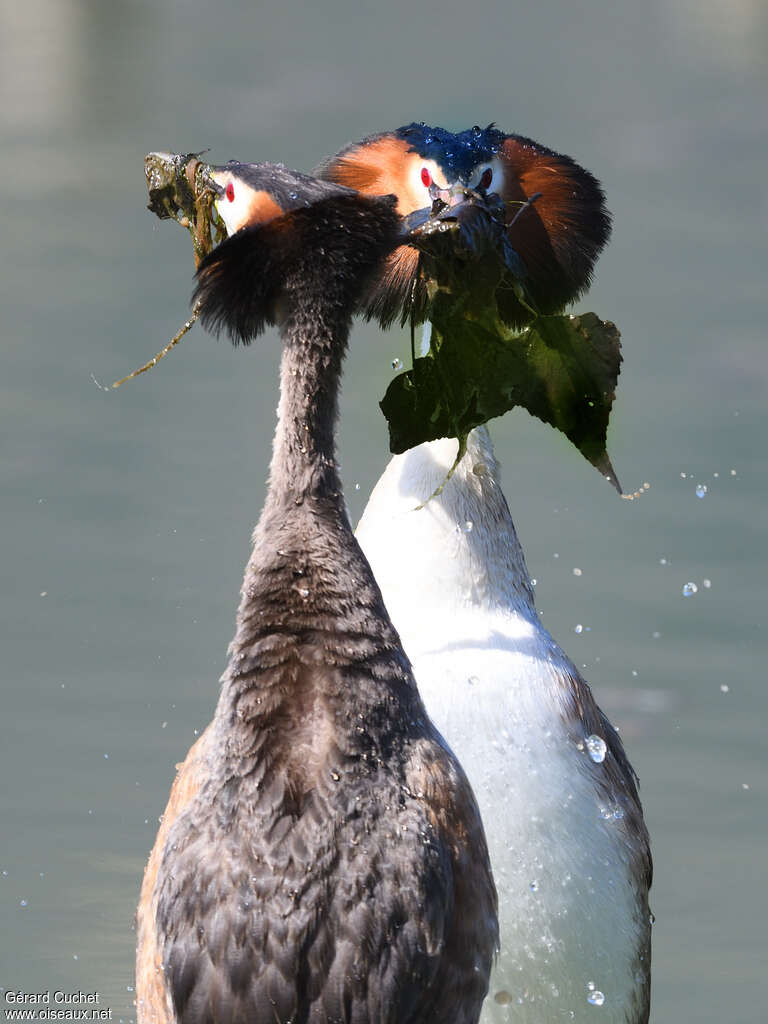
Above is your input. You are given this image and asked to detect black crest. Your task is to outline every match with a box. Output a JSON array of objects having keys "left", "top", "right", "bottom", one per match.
[
  {"left": 395, "top": 122, "right": 506, "bottom": 180},
  {"left": 193, "top": 187, "right": 401, "bottom": 346}
]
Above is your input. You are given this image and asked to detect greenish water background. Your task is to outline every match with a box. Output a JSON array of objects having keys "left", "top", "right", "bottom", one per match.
[{"left": 1, "top": 1, "right": 765, "bottom": 1020}]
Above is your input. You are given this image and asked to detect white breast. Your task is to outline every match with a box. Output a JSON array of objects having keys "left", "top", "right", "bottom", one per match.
[{"left": 356, "top": 429, "right": 649, "bottom": 1022}]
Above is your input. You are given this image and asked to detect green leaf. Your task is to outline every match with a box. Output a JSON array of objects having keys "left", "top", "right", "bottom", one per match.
[{"left": 380, "top": 234, "right": 623, "bottom": 490}]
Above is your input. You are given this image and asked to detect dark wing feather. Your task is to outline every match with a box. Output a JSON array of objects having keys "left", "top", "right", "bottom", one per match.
[
  {"left": 496, "top": 134, "right": 612, "bottom": 326},
  {"left": 194, "top": 192, "right": 402, "bottom": 345},
  {"left": 154, "top": 736, "right": 493, "bottom": 1024}
]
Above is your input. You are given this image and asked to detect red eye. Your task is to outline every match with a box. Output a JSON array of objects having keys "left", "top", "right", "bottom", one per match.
[
  {"left": 420, "top": 167, "right": 432, "bottom": 188},
  {"left": 479, "top": 167, "right": 493, "bottom": 190},
  {"left": 225, "top": 182, "right": 235, "bottom": 202}
]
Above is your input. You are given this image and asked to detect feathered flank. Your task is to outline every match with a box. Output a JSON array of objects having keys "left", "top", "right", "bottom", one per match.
[{"left": 193, "top": 190, "right": 402, "bottom": 345}]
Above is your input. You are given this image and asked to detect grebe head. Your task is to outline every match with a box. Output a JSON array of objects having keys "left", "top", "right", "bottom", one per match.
[
  {"left": 196, "top": 161, "right": 407, "bottom": 346},
  {"left": 320, "top": 122, "right": 612, "bottom": 327}
]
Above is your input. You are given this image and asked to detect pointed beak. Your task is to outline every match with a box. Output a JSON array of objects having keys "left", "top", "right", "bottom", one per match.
[
  {"left": 399, "top": 204, "right": 436, "bottom": 239},
  {"left": 400, "top": 181, "right": 507, "bottom": 258},
  {"left": 431, "top": 182, "right": 480, "bottom": 210},
  {"left": 205, "top": 170, "right": 227, "bottom": 198}
]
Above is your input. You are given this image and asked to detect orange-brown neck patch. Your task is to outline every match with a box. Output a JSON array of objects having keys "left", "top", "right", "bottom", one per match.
[
  {"left": 325, "top": 136, "right": 419, "bottom": 214},
  {"left": 246, "top": 189, "right": 285, "bottom": 226}
]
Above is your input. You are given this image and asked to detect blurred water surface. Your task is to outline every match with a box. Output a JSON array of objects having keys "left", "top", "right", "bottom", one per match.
[{"left": 1, "top": 1, "right": 765, "bottom": 1020}]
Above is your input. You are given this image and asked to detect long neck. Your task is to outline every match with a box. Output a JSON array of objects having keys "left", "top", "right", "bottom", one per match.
[
  {"left": 265, "top": 301, "right": 346, "bottom": 513},
  {"left": 218, "top": 291, "right": 417, "bottom": 742},
  {"left": 356, "top": 426, "right": 538, "bottom": 619}
]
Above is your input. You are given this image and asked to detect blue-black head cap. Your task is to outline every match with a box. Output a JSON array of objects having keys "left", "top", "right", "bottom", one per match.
[{"left": 394, "top": 123, "right": 506, "bottom": 182}]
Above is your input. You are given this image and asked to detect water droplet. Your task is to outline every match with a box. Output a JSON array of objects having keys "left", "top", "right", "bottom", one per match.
[
  {"left": 587, "top": 990, "right": 605, "bottom": 1006},
  {"left": 354, "top": 483, "right": 360, "bottom": 491},
  {"left": 73, "top": 954, "right": 79, "bottom": 961},
  {"left": 391, "top": 357, "right": 402, "bottom": 371},
  {"left": 529, "top": 880, "right": 539, "bottom": 891},
  {"left": 574, "top": 624, "right": 583, "bottom": 634},
  {"left": 573, "top": 567, "right": 582, "bottom": 576},
  {"left": 652, "top": 631, "right": 661, "bottom": 639},
  {"left": 695, "top": 483, "right": 708, "bottom": 498},
  {"left": 742, "top": 782, "right": 750, "bottom": 790},
  {"left": 161, "top": 721, "right": 168, "bottom": 729},
  {"left": 530, "top": 578, "right": 537, "bottom": 586},
  {"left": 659, "top": 557, "right": 668, "bottom": 565},
  {"left": 682, "top": 582, "right": 698, "bottom": 597},
  {"left": 600, "top": 804, "right": 624, "bottom": 820},
  {"left": 702, "top": 578, "right": 712, "bottom": 588},
  {"left": 468, "top": 676, "right": 479, "bottom": 686},
  {"left": 103, "top": 753, "right": 109, "bottom": 759},
  {"left": 297, "top": 588, "right": 309, "bottom": 598},
  {"left": 462, "top": 520, "right": 473, "bottom": 533},
  {"left": 20, "top": 899, "right": 28, "bottom": 908},
  {"left": 586, "top": 735, "right": 607, "bottom": 763},
  {"left": 730, "top": 468, "right": 737, "bottom": 476},
  {"left": 553, "top": 552, "right": 559, "bottom": 559},
  {"left": 680, "top": 472, "right": 687, "bottom": 478},
  {"left": 720, "top": 684, "right": 729, "bottom": 693},
  {"left": 494, "top": 991, "right": 513, "bottom": 1005}
]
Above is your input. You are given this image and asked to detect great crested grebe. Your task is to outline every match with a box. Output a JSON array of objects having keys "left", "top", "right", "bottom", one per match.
[
  {"left": 135, "top": 163, "right": 497, "bottom": 1024},
  {"left": 322, "top": 125, "right": 652, "bottom": 1023}
]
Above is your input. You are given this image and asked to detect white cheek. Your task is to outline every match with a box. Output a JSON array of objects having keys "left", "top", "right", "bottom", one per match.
[
  {"left": 214, "top": 194, "right": 250, "bottom": 236},
  {"left": 407, "top": 159, "right": 447, "bottom": 209},
  {"left": 476, "top": 158, "right": 505, "bottom": 194},
  {"left": 211, "top": 172, "right": 252, "bottom": 235}
]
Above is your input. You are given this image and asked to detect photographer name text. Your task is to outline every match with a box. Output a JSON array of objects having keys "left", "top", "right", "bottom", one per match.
[{"left": 3, "top": 993, "right": 111, "bottom": 1021}]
